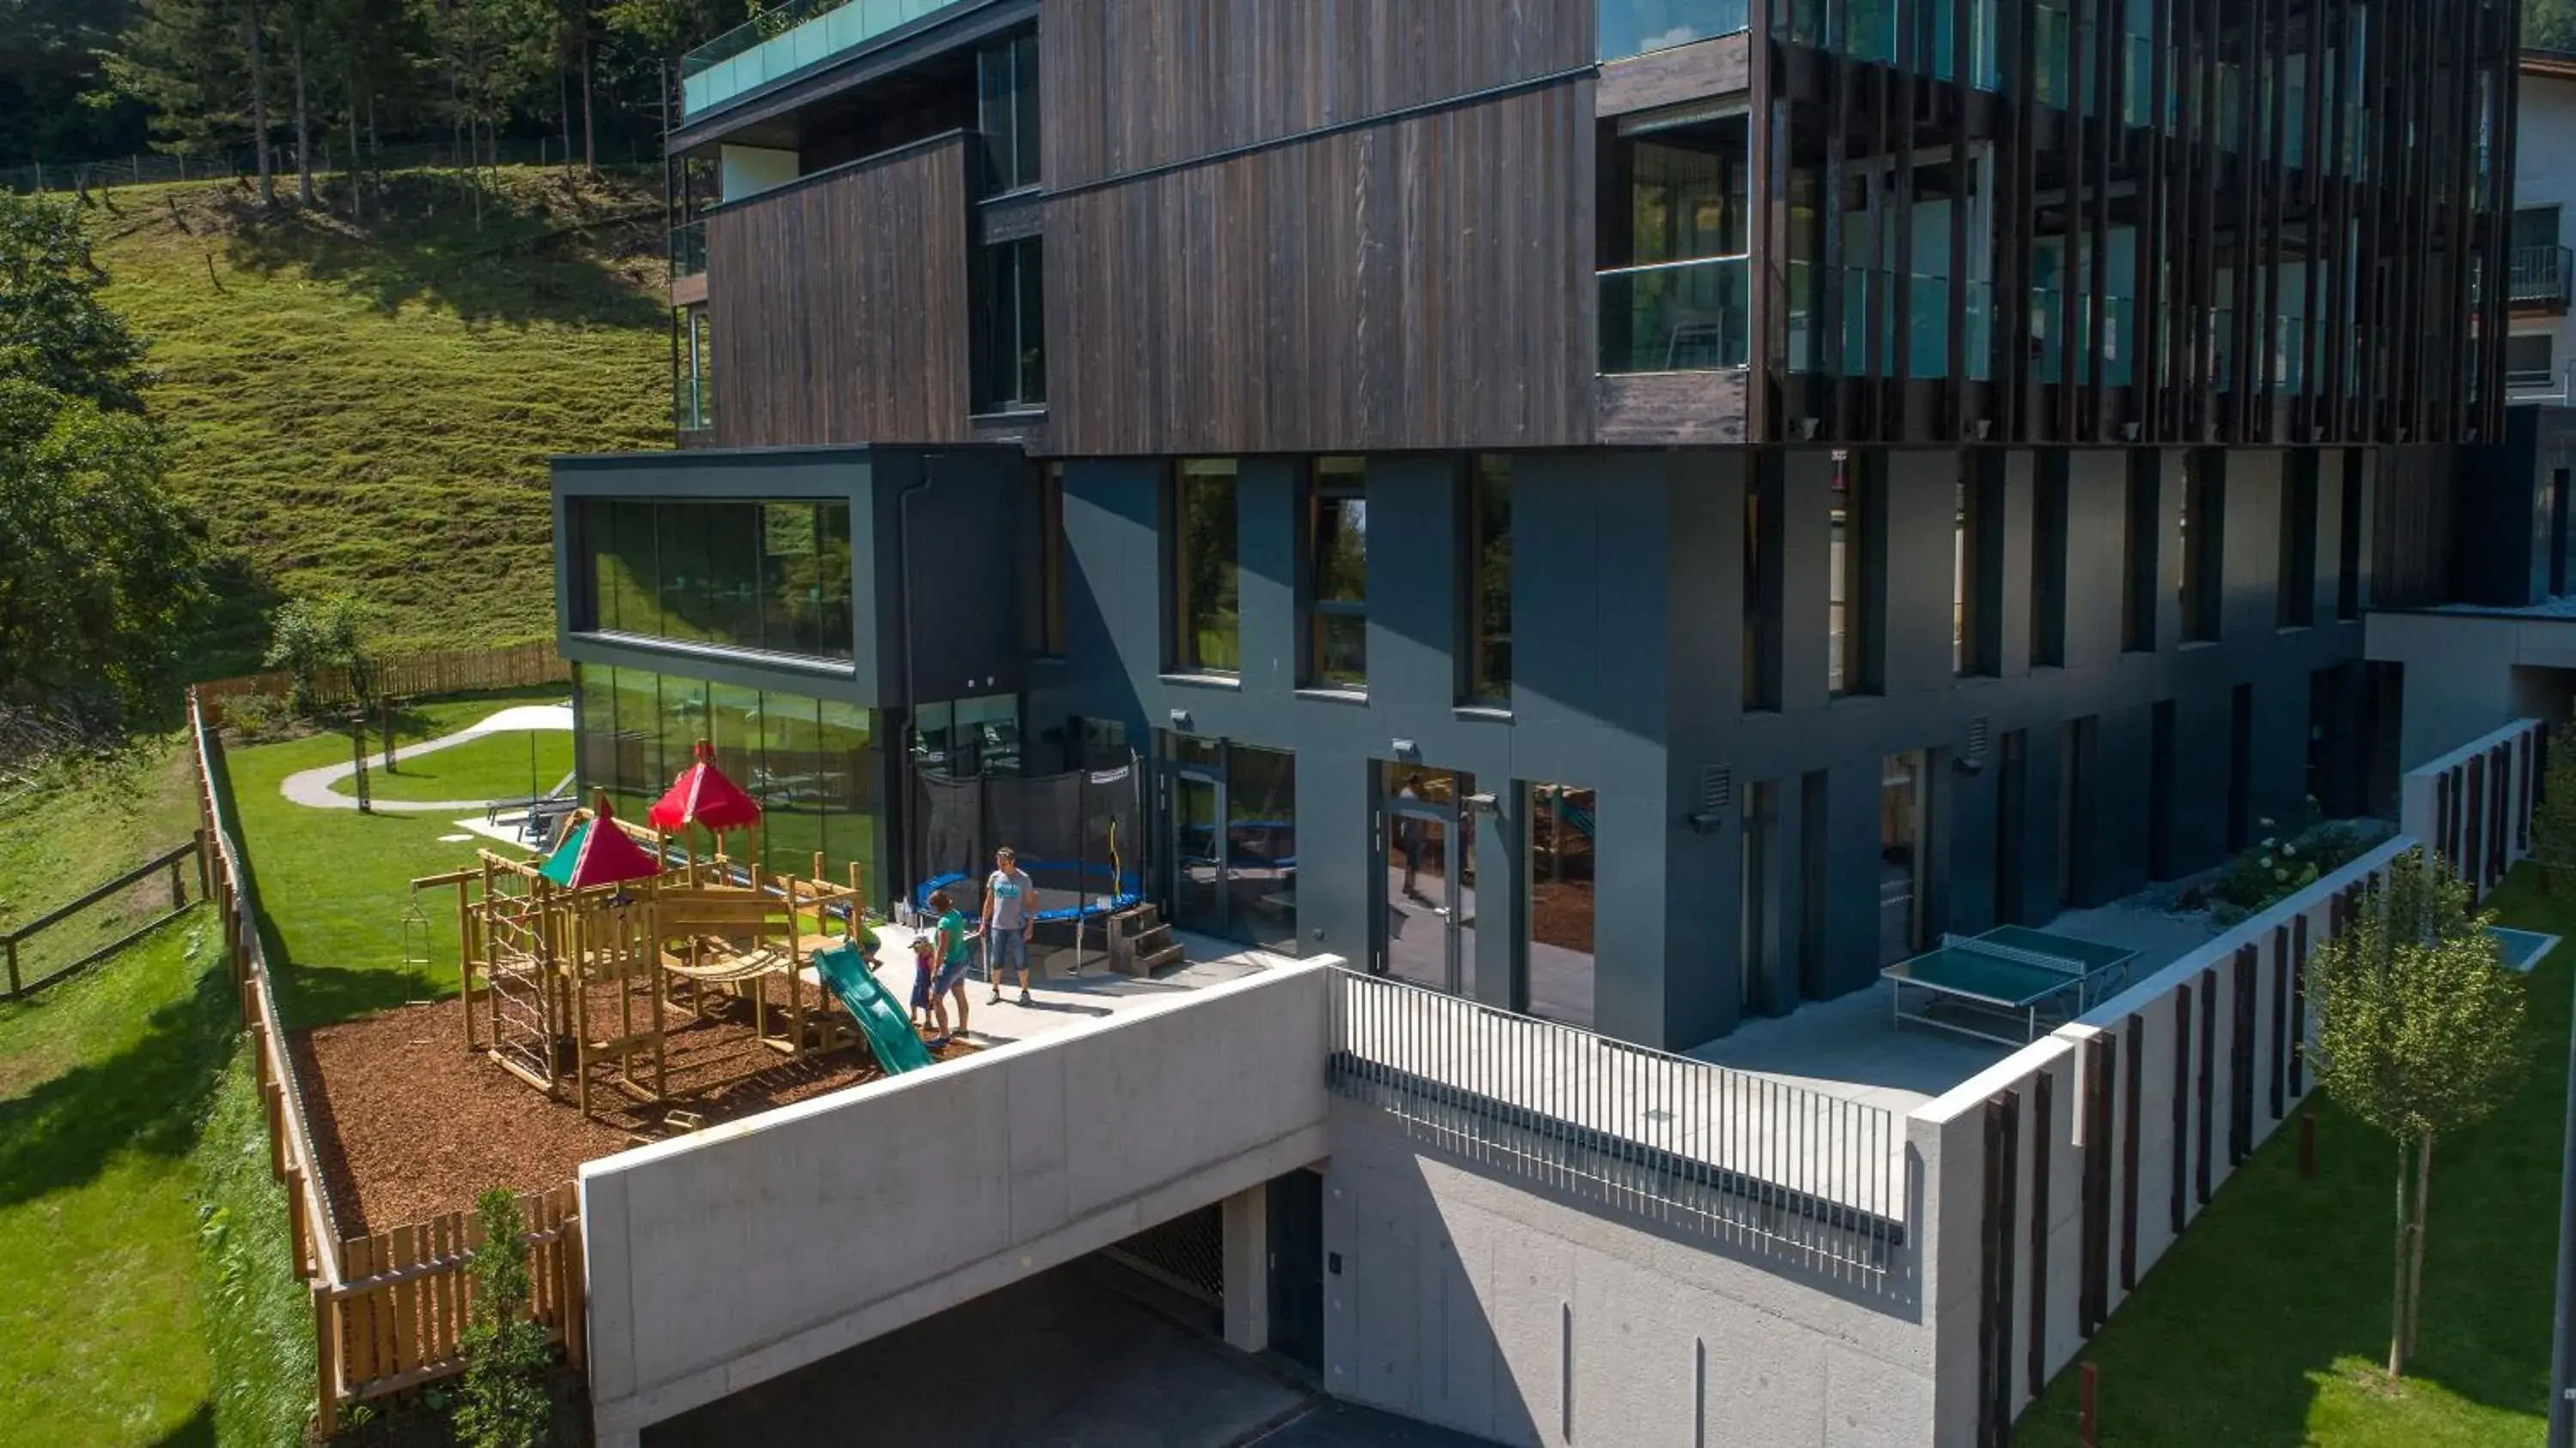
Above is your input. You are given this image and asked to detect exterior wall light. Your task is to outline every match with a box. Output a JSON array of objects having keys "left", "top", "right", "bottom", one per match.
[{"left": 1169, "top": 709, "right": 1194, "bottom": 733}]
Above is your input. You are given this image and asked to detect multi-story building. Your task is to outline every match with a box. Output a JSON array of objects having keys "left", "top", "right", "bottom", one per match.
[
  {"left": 558, "top": 3, "right": 2549, "bottom": 1445},
  {"left": 2507, "top": 46, "right": 2576, "bottom": 405},
  {"left": 568, "top": 0, "right": 2513, "bottom": 1052}
]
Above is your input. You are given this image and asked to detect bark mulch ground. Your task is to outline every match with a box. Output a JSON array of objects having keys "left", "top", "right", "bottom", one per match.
[{"left": 293, "top": 989, "right": 975, "bottom": 1238}]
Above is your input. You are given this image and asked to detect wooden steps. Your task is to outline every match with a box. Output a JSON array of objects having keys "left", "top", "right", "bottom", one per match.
[{"left": 1104, "top": 903, "right": 1185, "bottom": 978}]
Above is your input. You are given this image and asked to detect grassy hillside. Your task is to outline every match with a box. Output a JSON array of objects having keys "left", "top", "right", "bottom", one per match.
[{"left": 85, "top": 167, "right": 672, "bottom": 674}]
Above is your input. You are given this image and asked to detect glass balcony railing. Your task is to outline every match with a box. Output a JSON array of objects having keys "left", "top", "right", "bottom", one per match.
[
  {"left": 1599, "top": 0, "right": 1750, "bottom": 61},
  {"left": 1784, "top": 263, "right": 1995, "bottom": 380},
  {"left": 676, "top": 376, "right": 712, "bottom": 433},
  {"left": 680, "top": 0, "right": 960, "bottom": 119},
  {"left": 1600, "top": 255, "right": 1750, "bottom": 372},
  {"left": 671, "top": 220, "right": 707, "bottom": 282}
]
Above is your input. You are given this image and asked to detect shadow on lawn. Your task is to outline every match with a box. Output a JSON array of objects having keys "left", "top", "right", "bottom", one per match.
[
  {"left": 210, "top": 174, "right": 666, "bottom": 330},
  {"left": 147, "top": 1402, "right": 216, "bottom": 1448},
  {"left": 0, "top": 949, "right": 234, "bottom": 1211}
]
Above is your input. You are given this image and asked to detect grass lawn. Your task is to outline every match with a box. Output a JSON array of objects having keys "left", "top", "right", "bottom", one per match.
[
  {"left": 0, "top": 909, "right": 308, "bottom": 1448},
  {"left": 0, "top": 738, "right": 205, "bottom": 994},
  {"left": 223, "top": 689, "right": 568, "bottom": 1028},
  {"left": 86, "top": 167, "right": 670, "bottom": 673},
  {"left": 325, "top": 727, "right": 574, "bottom": 805},
  {"left": 2020, "top": 864, "right": 2568, "bottom": 1447}
]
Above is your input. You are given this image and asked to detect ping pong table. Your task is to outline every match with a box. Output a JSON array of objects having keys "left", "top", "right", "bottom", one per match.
[{"left": 1881, "top": 925, "right": 2142, "bottom": 1046}]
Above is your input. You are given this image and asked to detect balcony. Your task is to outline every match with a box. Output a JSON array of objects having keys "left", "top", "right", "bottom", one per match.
[
  {"left": 675, "top": 375, "right": 711, "bottom": 434},
  {"left": 2509, "top": 363, "right": 2573, "bottom": 406},
  {"left": 2510, "top": 245, "right": 2573, "bottom": 313},
  {"left": 680, "top": 0, "right": 961, "bottom": 119},
  {"left": 1599, "top": 0, "right": 1750, "bottom": 62},
  {"left": 671, "top": 220, "right": 707, "bottom": 282},
  {"left": 1599, "top": 255, "right": 1749, "bottom": 373}
]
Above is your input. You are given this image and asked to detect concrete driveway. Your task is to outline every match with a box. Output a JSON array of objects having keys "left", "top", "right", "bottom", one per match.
[{"left": 642, "top": 1259, "right": 1489, "bottom": 1448}]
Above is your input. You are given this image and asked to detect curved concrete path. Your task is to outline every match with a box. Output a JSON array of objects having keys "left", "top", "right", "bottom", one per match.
[{"left": 279, "top": 702, "right": 574, "bottom": 813}]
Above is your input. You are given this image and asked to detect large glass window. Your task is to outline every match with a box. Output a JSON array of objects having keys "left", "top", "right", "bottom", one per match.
[
  {"left": 1742, "top": 464, "right": 1776, "bottom": 709},
  {"left": 978, "top": 30, "right": 1041, "bottom": 192},
  {"left": 1306, "top": 457, "right": 1368, "bottom": 691},
  {"left": 1467, "top": 456, "right": 1513, "bottom": 705},
  {"left": 577, "top": 497, "right": 854, "bottom": 660},
  {"left": 1599, "top": 116, "right": 1751, "bottom": 374},
  {"left": 973, "top": 237, "right": 1046, "bottom": 411},
  {"left": 2122, "top": 452, "right": 2160, "bottom": 653},
  {"left": 2278, "top": 452, "right": 2318, "bottom": 629},
  {"left": 1162, "top": 735, "right": 1297, "bottom": 953},
  {"left": 568, "top": 663, "right": 885, "bottom": 906},
  {"left": 1170, "top": 459, "right": 1241, "bottom": 674}
]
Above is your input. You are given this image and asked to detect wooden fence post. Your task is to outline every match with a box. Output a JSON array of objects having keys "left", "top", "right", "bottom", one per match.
[
  {"left": 3, "top": 937, "right": 17, "bottom": 999},
  {"left": 313, "top": 1281, "right": 340, "bottom": 1437},
  {"left": 2078, "top": 1362, "right": 2099, "bottom": 1446},
  {"left": 168, "top": 855, "right": 185, "bottom": 910}
]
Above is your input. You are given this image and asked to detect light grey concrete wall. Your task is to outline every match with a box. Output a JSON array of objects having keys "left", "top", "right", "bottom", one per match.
[
  {"left": 1321, "top": 1101, "right": 1940, "bottom": 1448},
  {"left": 1911, "top": 839, "right": 2412, "bottom": 1440},
  {"left": 2369, "top": 611, "right": 2576, "bottom": 768},
  {"left": 580, "top": 963, "right": 1335, "bottom": 1443}
]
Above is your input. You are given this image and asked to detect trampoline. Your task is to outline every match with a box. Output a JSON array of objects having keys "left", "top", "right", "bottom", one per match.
[{"left": 912, "top": 861, "right": 1145, "bottom": 928}]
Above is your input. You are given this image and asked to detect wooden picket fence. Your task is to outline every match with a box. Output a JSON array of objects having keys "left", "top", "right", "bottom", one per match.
[
  {"left": 188, "top": 687, "right": 584, "bottom": 1434},
  {"left": 197, "top": 640, "right": 568, "bottom": 725}
]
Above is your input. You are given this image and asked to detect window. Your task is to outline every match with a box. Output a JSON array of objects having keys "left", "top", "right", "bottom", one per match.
[
  {"left": 2278, "top": 452, "right": 2318, "bottom": 628},
  {"left": 1829, "top": 451, "right": 1874, "bottom": 695},
  {"left": 2336, "top": 453, "right": 2365, "bottom": 620},
  {"left": 1305, "top": 457, "right": 1368, "bottom": 691},
  {"left": 1528, "top": 781, "right": 1597, "bottom": 1030},
  {"left": 1743, "top": 462, "right": 1777, "bottom": 709},
  {"left": 579, "top": 497, "right": 854, "bottom": 660},
  {"left": 676, "top": 306, "right": 713, "bottom": 432},
  {"left": 977, "top": 31, "right": 1041, "bottom": 192},
  {"left": 1955, "top": 454, "right": 1999, "bottom": 677},
  {"left": 570, "top": 663, "right": 883, "bottom": 903},
  {"left": 1170, "top": 459, "right": 1241, "bottom": 674},
  {"left": 2122, "top": 451, "right": 2159, "bottom": 652},
  {"left": 2031, "top": 453, "right": 2069, "bottom": 666},
  {"left": 2179, "top": 452, "right": 2221, "bottom": 643},
  {"left": 973, "top": 237, "right": 1046, "bottom": 411},
  {"left": 1466, "top": 456, "right": 1514, "bottom": 704},
  {"left": 2513, "top": 204, "right": 2562, "bottom": 250},
  {"left": 2506, "top": 332, "right": 2556, "bottom": 391},
  {"left": 1038, "top": 464, "right": 1066, "bottom": 655}
]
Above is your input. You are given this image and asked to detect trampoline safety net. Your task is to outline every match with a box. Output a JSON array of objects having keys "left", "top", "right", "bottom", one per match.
[{"left": 908, "top": 760, "right": 1145, "bottom": 944}]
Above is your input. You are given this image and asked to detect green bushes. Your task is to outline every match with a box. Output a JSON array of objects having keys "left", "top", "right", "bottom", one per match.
[
  {"left": 457, "top": 1188, "right": 554, "bottom": 1448},
  {"left": 2208, "top": 813, "right": 2375, "bottom": 922}
]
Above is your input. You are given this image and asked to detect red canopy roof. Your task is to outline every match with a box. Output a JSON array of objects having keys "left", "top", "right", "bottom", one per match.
[
  {"left": 542, "top": 794, "right": 665, "bottom": 888},
  {"left": 647, "top": 739, "right": 764, "bottom": 834}
]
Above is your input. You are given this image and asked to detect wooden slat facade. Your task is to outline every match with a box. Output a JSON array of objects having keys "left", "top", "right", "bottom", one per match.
[
  {"left": 1753, "top": 0, "right": 2513, "bottom": 449},
  {"left": 1045, "top": 79, "right": 1596, "bottom": 455},
  {"left": 707, "top": 132, "right": 974, "bottom": 448},
  {"left": 1041, "top": 0, "right": 1595, "bottom": 191}
]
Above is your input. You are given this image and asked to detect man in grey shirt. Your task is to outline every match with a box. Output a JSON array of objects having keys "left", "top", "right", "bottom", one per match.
[{"left": 982, "top": 845, "right": 1037, "bottom": 1005}]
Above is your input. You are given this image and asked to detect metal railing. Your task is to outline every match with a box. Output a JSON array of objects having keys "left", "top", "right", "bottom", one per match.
[
  {"left": 2511, "top": 245, "right": 2574, "bottom": 310},
  {"left": 1599, "top": 0, "right": 1751, "bottom": 61},
  {"left": 671, "top": 219, "right": 707, "bottom": 281},
  {"left": 680, "top": 0, "right": 960, "bottom": 117},
  {"left": 1327, "top": 967, "right": 1906, "bottom": 1285},
  {"left": 1599, "top": 254, "right": 1750, "bottom": 373},
  {"left": 2510, "top": 362, "right": 2574, "bottom": 405}
]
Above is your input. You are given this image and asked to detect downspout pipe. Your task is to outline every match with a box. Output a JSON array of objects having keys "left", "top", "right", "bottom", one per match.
[{"left": 892, "top": 455, "right": 942, "bottom": 910}]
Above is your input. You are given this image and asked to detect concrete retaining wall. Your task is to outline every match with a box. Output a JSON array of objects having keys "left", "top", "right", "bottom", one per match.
[
  {"left": 1322, "top": 1099, "right": 1943, "bottom": 1447},
  {"left": 1912, "top": 837, "right": 2414, "bottom": 1443},
  {"left": 2399, "top": 717, "right": 2543, "bottom": 902},
  {"left": 580, "top": 962, "right": 1335, "bottom": 1443}
]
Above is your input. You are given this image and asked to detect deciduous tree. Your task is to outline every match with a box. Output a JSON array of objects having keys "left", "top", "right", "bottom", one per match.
[{"left": 2310, "top": 848, "right": 2531, "bottom": 1378}]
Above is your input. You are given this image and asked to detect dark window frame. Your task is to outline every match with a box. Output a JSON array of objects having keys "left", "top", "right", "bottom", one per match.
[
  {"left": 2277, "top": 451, "right": 2318, "bottom": 629},
  {"left": 2031, "top": 453, "right": 2070, "bottom": 666},
  {"left": 1038, "top": 463, "right": 1066, "bottom": 656},
  {"left": 2122, "top": 451, "right": 2160, "bottom": 654},
  {"left": 576, "top": 496, "right": 855, "bottom": 662},
  {"left": 1168, "top": 458, "right": 1242, "bottom": 677},
  {"left": 977, "top": 29, "right": 1042, "bottom": 194},
  {"left": 972, "top": 235, "right": 1046, "bottom": 412},
  {"left": 1743, "top": 458, "right": 1780, "bottom": 710},
  {"left": 1302, "top": 457, "right": 1368, "bottom": 692},
  {"left": 1830, "top": 451, "right": 1878, "bottom": 697},
  {"left": 1463, "top": 455, "right": 1514, "bottom": 708},
  {"left": 2179, "top": 451, "right": 2223, "bottom": 644}
]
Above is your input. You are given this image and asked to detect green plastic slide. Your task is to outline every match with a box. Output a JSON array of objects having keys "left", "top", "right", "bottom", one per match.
[{"left": 809, "top": 940, "right": 936, "bottom": 1076}]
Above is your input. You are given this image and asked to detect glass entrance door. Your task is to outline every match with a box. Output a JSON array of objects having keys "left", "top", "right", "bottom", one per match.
[
  {"left": 1170, "top": 758, "right": 1224, "bottom": 939},
  {"left": 1379, "top": 766, "right": 1476, "bottom": 995}
]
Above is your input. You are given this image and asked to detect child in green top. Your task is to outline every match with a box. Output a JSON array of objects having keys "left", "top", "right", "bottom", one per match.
[{"left": 925, "top": 889, "right": 975, "bottom": 1038}]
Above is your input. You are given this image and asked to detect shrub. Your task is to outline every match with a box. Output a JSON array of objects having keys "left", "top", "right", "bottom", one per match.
[
  {"left": 216, "top": 690, "right": 296, "bottom": 743},
  {"left": 2208, "top": 818, "right": 2372, "bottom": 922},
  {"left": 455, "top": 1189, "right": 553, "bottom": 1448},
  {"left": 261, "top": 595, "right": 374, "bottom": 717}
]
